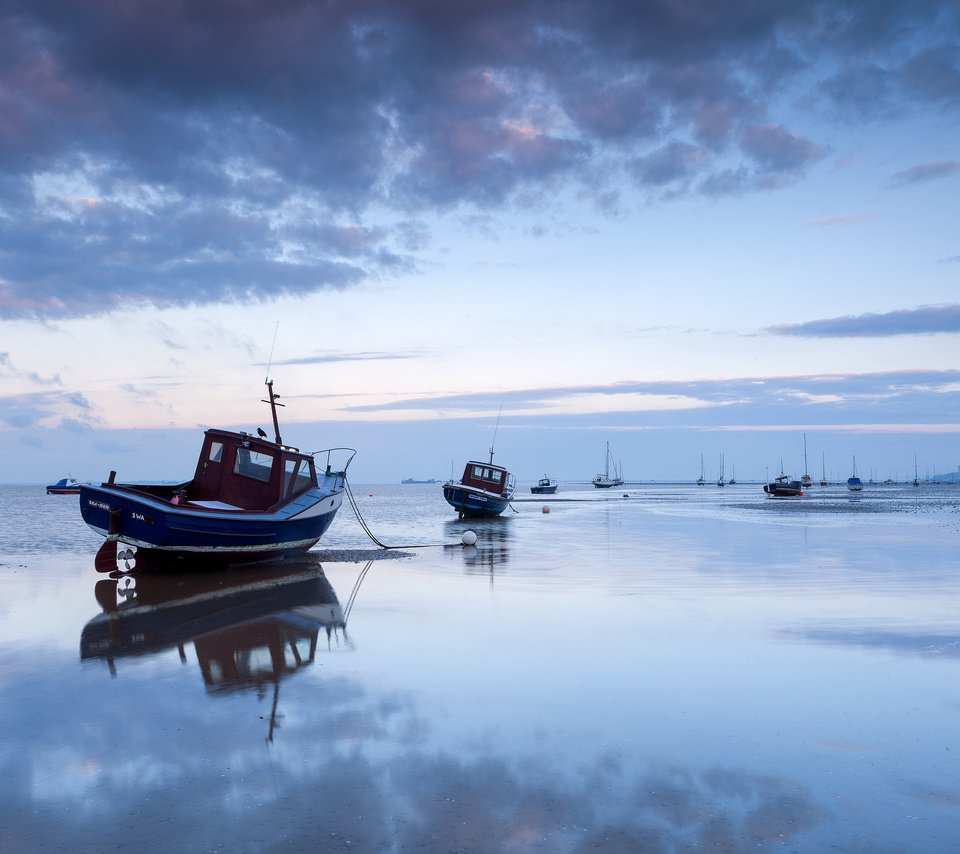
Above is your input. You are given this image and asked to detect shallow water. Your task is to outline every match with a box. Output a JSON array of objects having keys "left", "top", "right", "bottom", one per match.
[{"left": 2, "top": 482, "right": 959, "bottom": 852}]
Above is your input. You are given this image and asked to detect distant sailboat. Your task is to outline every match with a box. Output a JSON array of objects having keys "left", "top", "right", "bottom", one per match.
[
  {"left": 913, "top": 454, "right": 920, "bottom": 488},
  {"left": 697, "top": 454, "right": 705, "bottom": 487},
  {"left": 819, "top": 452, "right": 828, "bottom": 487},
  {"left": 593, "top": 441, "right": 624, "bottom": 488},
  {"left": 847, "top": 456, "right": 863, "bottom": 491},
  {"left": 716, "top": 453, "right": 725, "bottom": 487},
  {"left": 728, "top": 464, "right": 736, "bottom": 485},
  {"left": 800, "top": 433, "right": 813, "bottom": 490}
]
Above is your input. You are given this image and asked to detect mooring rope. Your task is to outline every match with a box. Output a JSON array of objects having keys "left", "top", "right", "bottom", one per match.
[{"left": 343, "top": 476, "right": 458, "bottom": 550}]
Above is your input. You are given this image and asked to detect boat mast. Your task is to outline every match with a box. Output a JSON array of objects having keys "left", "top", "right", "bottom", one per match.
[
  {"left": 261, "top": 324, "right": 284, "bottom": 446},
  {"left": 262, "top": 379, "right": 285, "bottom": 445}
]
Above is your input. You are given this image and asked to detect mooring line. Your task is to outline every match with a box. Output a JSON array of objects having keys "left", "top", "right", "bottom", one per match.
[{"left": 343, "top": 476, "right": 459, "bottom": 550}]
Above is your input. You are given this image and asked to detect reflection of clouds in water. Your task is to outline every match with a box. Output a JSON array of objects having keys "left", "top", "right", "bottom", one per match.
[
  {"left": 785, "top": 627, "right": 960, "bottom": 659},
  {"left": 12, "top": 661, "right": 826, "bottom": 851},
  {"left": 905, "top": 783, "right": 960, "bottom": 808},
  {"left": 386, "top": 755, "right": 824, "bottom": 853}
]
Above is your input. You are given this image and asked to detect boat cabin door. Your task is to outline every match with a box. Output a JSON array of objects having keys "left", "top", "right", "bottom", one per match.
[{"left": 194, "top": 436, "right": 228, "bottom": 500}]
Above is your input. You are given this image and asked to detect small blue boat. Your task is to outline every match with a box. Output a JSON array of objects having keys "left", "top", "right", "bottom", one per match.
[
  {"left": 530, "top": 476, "right": 558, "bottom": 494},
  {"left": 47, "top": 476, "right": 82, "bottom": 494},
  {"left": 80, "top": 381, "right": 354, "bottom": 567},
  {"left": 847, "top": 455, "right": 863, "bottom": 492}
]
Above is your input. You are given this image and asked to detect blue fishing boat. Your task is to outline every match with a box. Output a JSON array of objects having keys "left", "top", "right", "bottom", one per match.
[
  {"left": 80, "top": 380, "right": 354, "bottom": 567},
  {"left": 530, "top": 476, "right": 558, "bottom": 494},
  {"left": 443, "top": 458, "right": 516, "bottom": 517},
  {"left": 442, "top": 409, "right": 515, "bottom": 518}
]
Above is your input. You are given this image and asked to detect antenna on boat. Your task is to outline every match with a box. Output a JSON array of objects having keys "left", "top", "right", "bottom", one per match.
[
  {"left": 264, "top": 321, "right": 279, "bottom": 384},
  {"left": 489, "top": 405, "right": 502, "bottom": 465},
  {"left": 261, "top": 322, "right": 285, "bottom": 445}
]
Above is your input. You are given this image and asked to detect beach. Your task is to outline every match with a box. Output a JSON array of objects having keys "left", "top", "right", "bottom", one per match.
[{"left": 2, "top": 482, "right": 959, "bottom": 852}]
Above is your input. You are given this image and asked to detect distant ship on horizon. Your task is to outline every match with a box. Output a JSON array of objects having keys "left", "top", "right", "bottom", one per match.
[{"left": 401, "top": 477, "right": 440, "bottom": 484}]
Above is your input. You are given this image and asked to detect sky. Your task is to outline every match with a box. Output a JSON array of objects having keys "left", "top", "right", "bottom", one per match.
[{"left": 1, "top": 0, "right": 959, "bottom": 484}]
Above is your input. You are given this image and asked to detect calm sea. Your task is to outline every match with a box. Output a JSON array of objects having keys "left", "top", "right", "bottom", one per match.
[{"left": 2, "top": 481, "right": 959, "bottom": 852}]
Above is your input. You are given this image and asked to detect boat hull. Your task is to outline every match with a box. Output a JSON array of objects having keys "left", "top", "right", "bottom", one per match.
[
  {"left": 79, "top": 479, "right": 345, "bottom": 561},
  {"left": 530, "top": 484, "right": 558, "bottom": 494},
  {"left": 763, "top": 482, "right": 803, "bottom": 497},
  {"left": 47, "top": 477, "right": 81, "bottom": 494},
  {"left": 442, "top": 483, "right": 512, "bottom": 518}
]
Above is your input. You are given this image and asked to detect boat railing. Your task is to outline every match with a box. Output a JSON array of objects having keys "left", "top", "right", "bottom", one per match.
[{"left": 312, "top": 447, "right": 357, "bottom": 476}]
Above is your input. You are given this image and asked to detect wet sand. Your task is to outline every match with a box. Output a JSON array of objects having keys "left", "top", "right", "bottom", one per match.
[{"left": 2, "top": 483, "right": 959, "bottom": 852}]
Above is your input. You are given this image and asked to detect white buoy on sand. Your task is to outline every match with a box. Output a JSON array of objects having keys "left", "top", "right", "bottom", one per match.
[{"left": 461, "top": 530, "right": 477, "bottom": 546}]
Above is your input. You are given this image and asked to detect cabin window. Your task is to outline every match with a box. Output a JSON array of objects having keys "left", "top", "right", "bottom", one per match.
[
  {"left": 238, "top": 645, "right": 274, "bottom": 678},
  {"left": 283, "top": 458, "right": 314, "bottom": 496},
  {"left": 234, "top": 448, "right": 274, "bottom": 482},
  {"left": 472, "top": 465, "right": 484, "bottom": 478},
  {"left": 284, "top": 636, "right": 313, "bottom": 667},
  {"left": 209, "top": 442, "right": 223, "bottom": 463}
]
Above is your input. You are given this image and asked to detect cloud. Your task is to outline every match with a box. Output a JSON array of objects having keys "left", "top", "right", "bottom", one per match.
[
  {"left": 0, "top": 1, "right": 958, "bottom": 317},
  {"left": 767, "top": 304, "right": 960, "bottom": 337},
  {"left": 886, "top": 160, "right": 960, "bottom": 189},
  {"left": 0, "top": 390, "right": 96, "bottom": 430},
  {"left": 274, "top": 350, "right": 421, "bottom": 366},
  {"left": 341, "top": 369, "right": 960, "bottom": 428},
  {"left": 0, "top": 352, "right": 62, "bottom": 387}
]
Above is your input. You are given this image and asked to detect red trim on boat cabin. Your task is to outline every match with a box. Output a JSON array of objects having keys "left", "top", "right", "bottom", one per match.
[
  {"left": 190, "top": 429, "right": 318, "bottom": 510},
  {"left": 460, "top": 461, "right": 509, "bottom": 496}
]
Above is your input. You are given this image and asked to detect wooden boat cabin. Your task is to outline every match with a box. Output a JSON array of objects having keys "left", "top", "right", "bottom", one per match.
[
  {"left": 184, "top": 429, "right": 318, "bottom": 512},
  {"left": 458, "top": 461, "right": 511, "bottom": 496}
]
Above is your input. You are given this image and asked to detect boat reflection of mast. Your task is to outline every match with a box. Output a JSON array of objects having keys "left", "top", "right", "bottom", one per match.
[{"left": 81, "top": 562, "right": 349, "bottom": 743}]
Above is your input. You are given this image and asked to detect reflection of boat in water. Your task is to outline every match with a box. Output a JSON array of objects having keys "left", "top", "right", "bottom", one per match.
[
  {"left": 80, "top": 380, "right": 354, "bottom": 565},
  {"left": 445, "top": 520, "right": 512, "bottom": 577},
  {"left": 530, "top": 476, "right": 558, "bottom": 494},
  {"left": 80, "top": 556, "right": 346, "bottom": 737}
]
